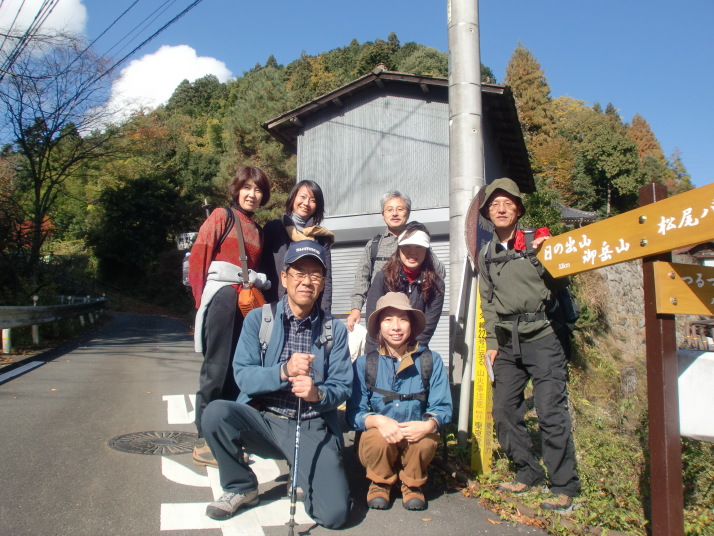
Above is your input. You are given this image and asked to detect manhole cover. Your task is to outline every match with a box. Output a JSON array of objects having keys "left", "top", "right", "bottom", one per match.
[{"left": 108, "top": 431, "right": 197, "bottom": 455}]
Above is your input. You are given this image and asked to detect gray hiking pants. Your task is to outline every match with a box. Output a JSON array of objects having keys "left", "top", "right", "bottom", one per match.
[{"left": 202, "top": 400, "right": 351, "bottom": 529}]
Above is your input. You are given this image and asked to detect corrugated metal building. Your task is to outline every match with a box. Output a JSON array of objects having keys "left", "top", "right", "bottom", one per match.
[{"left": 264, "top": 65, "right": 533, "bottom": 366}]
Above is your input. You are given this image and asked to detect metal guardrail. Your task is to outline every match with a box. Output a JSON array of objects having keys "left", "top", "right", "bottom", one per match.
[{"left": 0, "top": 299, "right": 107, "bottom": 330}]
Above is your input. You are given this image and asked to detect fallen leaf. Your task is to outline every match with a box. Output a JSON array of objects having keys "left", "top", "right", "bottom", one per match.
[
  {"left": 487, "top": 519, "right": 502, "bottom": 525},
  {"left": 421, "top": 518, "right": 432, "bottom": 522}
]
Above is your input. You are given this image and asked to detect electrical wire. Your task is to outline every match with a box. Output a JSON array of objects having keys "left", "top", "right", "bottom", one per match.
[
  {"left": 93, "top": 0, "right": 207, "bottom": 83},
  {"left": 98, "top": 1, "right": 178, "bottom": 62},
  {"left": 0, "top": 0, "right": 60, "bottom": 82},
  {"left": 64, "top": 0, "right": 143, "bottom": 72}
]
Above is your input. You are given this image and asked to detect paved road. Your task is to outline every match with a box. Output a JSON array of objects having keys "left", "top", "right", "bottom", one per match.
[{"left": 0, "top": 313, "right": 546, "bottom": 536}]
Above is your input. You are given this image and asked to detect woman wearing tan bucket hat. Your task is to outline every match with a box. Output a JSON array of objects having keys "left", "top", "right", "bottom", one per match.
[{"left": 346, "top": 292, "right": 452, "bottom": 511}]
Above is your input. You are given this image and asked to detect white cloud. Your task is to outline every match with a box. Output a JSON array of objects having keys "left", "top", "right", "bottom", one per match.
[
  {"left": 104, "top": 44, "right": 233, "bottom": 123},
  {"left": 0, "top": 0, "right": 87, "bottom": 36}
]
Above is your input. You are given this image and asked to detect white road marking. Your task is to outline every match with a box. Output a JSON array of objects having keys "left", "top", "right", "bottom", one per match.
[
  {"left": 162, "top": 394, "right": 196, "bottom": 424},
  {"left": 161, "top": 498, "right": 311, "bottom": 535},
  {"left": 162, "top": 456, "right": 209, "bottom": 487},
  {"left": 160, "top": 394, "right": 309, "bottom": 533},
  {"left": 0, "top": 361, "right": 44, "bottom": 385}
]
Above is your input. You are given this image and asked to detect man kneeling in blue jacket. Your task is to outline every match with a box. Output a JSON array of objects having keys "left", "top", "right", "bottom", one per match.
[{"left": 202, "top": 240, "right": 352, "bottom": 528}]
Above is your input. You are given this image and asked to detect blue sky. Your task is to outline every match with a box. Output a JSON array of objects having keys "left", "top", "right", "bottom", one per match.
[{"left": 6, "top": 0, "right": 711, "bottom": 188}]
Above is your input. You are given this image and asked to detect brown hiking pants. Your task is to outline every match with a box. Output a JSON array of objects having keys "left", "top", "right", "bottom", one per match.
[{"left": 358, "top": 428, "right": 438, "bottom": 487}]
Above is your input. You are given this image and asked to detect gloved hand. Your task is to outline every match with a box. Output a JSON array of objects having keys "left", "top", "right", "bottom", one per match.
[{"left": 248, "top": 269, "right": 272, "bottom": 290}]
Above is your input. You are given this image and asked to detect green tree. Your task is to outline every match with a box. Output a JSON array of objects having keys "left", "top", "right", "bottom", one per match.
[
  {"left": 165, "top": 75, "right": 227, "bottom": 118},
  {"left": 0, "top": 34, "right": 117, "bottom": 271},
  {"left": 667, "top": 148, "right": 694, "bottom": 195},
  {"left": 481, "top": 64, "right": 496, "bottom": 84},
  {"left": 504, "top": 43, "right": 554, "bottom": 137},
  {"left": 89, "top": 174, "right": 191, "bottom": 286},
  {"left": 397, "top": 46, "right": 448, "bottom": 76},
  {"left": 564, "top": 106, "right": 645, "bottom": 215},
  {"left": 354, "top": 39, "right": 397, "bottom": 76},
  {"left": 626, "top": 114, "right": 684, "bottom": 193}
]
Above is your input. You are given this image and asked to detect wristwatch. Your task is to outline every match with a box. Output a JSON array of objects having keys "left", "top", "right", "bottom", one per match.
[
  {"left": 423, "top": 414, "right": 439, "bottom": 431},
  {"left": 316, "top": 386, "right": 326, "bottom": 402}
]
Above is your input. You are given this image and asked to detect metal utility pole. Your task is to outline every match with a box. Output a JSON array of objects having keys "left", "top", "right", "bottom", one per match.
[{"left": 448, "top": 0, "right": 485, "bottom": 384}]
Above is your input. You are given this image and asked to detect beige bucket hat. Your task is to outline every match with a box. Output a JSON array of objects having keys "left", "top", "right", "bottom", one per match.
[{"left": 367, "top": 292, "right": 426, "bottom": 339}]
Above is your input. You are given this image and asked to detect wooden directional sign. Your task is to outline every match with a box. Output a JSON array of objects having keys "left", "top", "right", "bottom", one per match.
[
  {"left": 536, "top": 183, "right": 714, "bottom": 278},
  {"left": 652, "top": 262, "right": 714, "bottom": 316}
]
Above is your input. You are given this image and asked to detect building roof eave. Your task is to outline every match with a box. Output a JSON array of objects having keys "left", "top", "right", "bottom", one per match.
[{"left": 262, "top": 66, "right": 534, "bottom": 192}]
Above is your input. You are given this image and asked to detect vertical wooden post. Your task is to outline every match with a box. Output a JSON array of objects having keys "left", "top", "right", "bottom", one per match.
[{"left": 639, "top": 183, "right": 684, "bottom": 536}]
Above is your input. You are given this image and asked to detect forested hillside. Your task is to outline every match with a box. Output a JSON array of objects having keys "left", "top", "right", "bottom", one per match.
[{"left": 0, "top": 35, "right": 691, "bottom": 307}]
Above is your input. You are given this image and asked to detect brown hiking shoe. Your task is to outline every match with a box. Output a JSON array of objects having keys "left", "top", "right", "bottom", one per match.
[
  {"left": 540, "top": 494, "right": 576, "bottom": 513},
  {"left": 193, "top": 438, "right": 218, "bottom": 468},
  {"left": 498, "top": 480, "right": 531, "bottom": 494},
  {"left": 366, "top": 481, "right": 391, "bottom": 509},
  {"left": 401, "top": 482, "right": 426, "bottom": 510}
]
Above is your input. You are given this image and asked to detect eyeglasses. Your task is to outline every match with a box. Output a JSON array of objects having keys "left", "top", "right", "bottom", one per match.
[
  {"left": 488, "top": 200, "right": 517, "bottom": 211},
  {"left": 384, "top": 206, "right": 407, "bottom": 214},
  {"left": 287, "top": 270, "right": 325, "bottom": 283}
]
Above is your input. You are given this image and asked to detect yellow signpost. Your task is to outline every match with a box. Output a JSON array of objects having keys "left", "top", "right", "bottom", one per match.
[
  {"left": 471, "top": 281, "right": 494, "bottom": 473},
  {"left": 652, "top": 262, "right": 714, "bottom": 316},
  {"left": 537, "top": 183, "right": 714, "bottom": 278}
]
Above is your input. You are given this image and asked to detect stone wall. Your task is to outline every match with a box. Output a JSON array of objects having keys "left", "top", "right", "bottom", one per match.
[
  {"left": 593, "top": 260, "right": 646, "bottom": 358},
  {"left": 584, "top": 253, "right": 702, "bottom": 356}
]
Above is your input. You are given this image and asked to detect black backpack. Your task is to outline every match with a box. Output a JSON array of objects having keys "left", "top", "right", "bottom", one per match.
[
  {"left": 364, "top": 348, "right": 433, "bottom": 405},
  {"left": 257, "top": 302, "right": 334, "bottom": 366},
  {"left": 482, "top": 229, "right": 580, "bottom": 337},
  {"left": 368, "top": 234, "right": 391, "bottom": 281}
]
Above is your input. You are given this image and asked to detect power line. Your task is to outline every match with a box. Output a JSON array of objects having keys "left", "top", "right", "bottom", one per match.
[
  {"left": 0, "top": 0, "right": 27, "bottom": 55},
  {"left": 0, "top": 0, "right": 61, "bottom": 82},
  {"left": 65, "top": 0, "right": 143, "bottom": 73},
  {"left": 94, "top": 0, "right": 207, "bottom": 83},
  {"left": 98, "top": 1, "right": 178, "bottom": 62}
]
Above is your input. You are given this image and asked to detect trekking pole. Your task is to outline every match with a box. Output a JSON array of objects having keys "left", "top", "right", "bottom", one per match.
[{"left": 287, "top": 397, "right": 302, "bottom": 536}]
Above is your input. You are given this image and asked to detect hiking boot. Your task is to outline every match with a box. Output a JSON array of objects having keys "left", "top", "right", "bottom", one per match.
[
  {"left": 193, "top": 438, "right": 217, "bottom": 468},
  {"left": 366, "top": 481, "right": 391, "bottom": 509},
  {"left": 401, "top": 482, "right": 426, "bottom": 510},
  {"left": 498, "top": 480, "right": 532, "bottom": 494},
  {"left": 540, "top": 494, "right": 575, "bottom": 513},
  {"left": 206, "top": 489, "right": 259, "bottom": 520}
]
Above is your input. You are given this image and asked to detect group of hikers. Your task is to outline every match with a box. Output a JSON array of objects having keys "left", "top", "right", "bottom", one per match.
[{"left": 186, "top": 166, "right": 580, "bottom": 527}]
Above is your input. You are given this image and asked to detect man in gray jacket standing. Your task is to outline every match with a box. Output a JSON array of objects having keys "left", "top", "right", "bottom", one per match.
[
  {"left": 477, "top": 178, "right": 580, "bottom": 512},
  {"left": 346, "top": 190, "right": 445, "bottom": 332}
]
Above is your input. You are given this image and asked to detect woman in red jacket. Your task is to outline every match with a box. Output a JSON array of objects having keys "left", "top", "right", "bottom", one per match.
[{"left": 188, "top": 165, "right": 271, "bottom": 467}]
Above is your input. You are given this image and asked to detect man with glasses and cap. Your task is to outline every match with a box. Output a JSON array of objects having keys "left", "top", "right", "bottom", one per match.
[
  {"left": 200, "top": 240, "right": 352, "bottom": 527},
  {"left": 477, "top": 178, "right": 580, "bottom": 512}
]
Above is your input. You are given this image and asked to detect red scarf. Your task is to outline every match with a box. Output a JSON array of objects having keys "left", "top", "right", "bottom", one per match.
[
  {"left": 402, "top": 265, "right": 422, "bottom": 283},
  {"left": 513, "top": 227, "right": 550, "bottom": 251}
]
